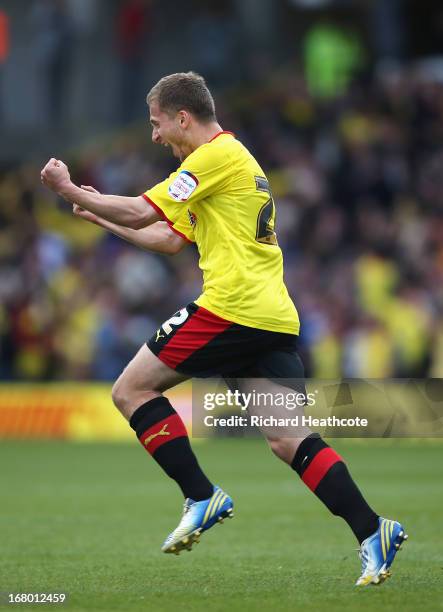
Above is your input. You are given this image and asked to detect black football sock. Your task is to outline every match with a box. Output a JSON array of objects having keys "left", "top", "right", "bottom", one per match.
[
  {"left": 291, "top": 434, "right": 379, "bottom": 544},
  {"left": 129, "top": 396, "right": 213, "bottom": 501}
]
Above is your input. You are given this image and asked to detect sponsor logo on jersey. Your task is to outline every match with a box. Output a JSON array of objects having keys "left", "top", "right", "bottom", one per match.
[
  {"left": 187, "top": 209, "right": 197, "bottom": 227},
  {"left": 168, "top": 170, "right": 199, "bottom": 202}
]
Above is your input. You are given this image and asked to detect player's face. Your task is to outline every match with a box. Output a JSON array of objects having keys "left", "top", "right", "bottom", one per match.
[{"left": 149, "top": 101, "right": 185, "bottom": 161}]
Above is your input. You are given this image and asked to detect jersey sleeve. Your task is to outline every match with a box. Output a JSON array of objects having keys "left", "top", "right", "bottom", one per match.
[
  {"left": 142, "top": 142, "right": 233, "bottom": 224},
  {"left": 169, "top": 209, "right": 195, "bottom": 243}
]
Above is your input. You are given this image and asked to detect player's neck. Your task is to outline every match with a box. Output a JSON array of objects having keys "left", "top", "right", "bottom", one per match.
[{"left": 187, "top": 122, "right": 223, "bottom": 155}]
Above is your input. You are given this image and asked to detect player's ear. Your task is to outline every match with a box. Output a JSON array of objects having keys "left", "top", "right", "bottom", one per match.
[{"left": 178, "top": 110, "right": 191, "bottom": 129}]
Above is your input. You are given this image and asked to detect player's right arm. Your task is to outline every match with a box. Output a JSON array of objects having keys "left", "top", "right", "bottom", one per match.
[{"left": 73, "top": 203, "right": 189, "bottom": 255}]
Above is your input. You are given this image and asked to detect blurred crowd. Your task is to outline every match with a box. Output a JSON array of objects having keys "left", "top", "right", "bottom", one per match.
[{"left": 1, "top": 64, "right": 443, "bottom": 381}]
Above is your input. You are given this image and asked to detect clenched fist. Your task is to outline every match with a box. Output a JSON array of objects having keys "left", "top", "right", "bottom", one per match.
[{"left": 41, "top": 158, "right": 71, "bottom": 194}]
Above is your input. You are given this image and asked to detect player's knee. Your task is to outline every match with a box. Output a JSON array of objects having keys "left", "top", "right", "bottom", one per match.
[
  {"left": 111, "top": 377, "right": 125, "bottom": 411},
  {"left": 111, "top": 371, "right": 158, "bottom": 414}
]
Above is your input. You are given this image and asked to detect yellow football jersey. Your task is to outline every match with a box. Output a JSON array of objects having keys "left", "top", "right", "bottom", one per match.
[{"left": 143, "top": 132, "right": 300, "bottom": 334}]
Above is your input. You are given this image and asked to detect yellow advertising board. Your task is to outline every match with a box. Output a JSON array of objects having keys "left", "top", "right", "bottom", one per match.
[{"left": 0, "top": 382, "right": 192, "bottom": 441}]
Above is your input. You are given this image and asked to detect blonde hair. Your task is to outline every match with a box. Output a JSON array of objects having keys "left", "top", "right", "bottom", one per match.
[{"left": 147, "top": 72, "right": 216, "bottom": 123}]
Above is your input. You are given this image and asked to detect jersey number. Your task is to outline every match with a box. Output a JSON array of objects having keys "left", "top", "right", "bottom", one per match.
[
  {"left": 254, "top": 177, "right": 277, "bottom": 245},
  {"left": 155, "top": 308, "right": 189, "bottom": 342}
]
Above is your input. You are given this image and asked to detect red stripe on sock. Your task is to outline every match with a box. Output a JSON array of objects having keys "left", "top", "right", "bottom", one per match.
[
  {"left": 158, "top": 306, "right": 232, "bottom": 369},
  {"left": 139, "top": 414, "right": 187, "bottom": 454},
  {"left": 301, "top": 447, "right": 343, "bottom": 492}
]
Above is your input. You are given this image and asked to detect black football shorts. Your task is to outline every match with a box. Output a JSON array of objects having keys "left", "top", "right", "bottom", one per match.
[{"left": 147, "top": 302, "right": 304, "bottom": 380}]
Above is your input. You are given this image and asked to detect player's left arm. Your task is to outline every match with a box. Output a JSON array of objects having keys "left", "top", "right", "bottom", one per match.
[{"left": 41, "top": 158, "right": 159, "bottom": 229}]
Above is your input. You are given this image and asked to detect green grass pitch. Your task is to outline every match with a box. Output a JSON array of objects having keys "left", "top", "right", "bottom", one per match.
[{"left": 1, "top": 438, "right": 442, "bottom": 611}]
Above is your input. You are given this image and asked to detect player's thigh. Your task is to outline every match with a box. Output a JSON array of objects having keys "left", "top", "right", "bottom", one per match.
[
  {"left": 225, "top": 348, "right": 310, "bottom": 457},
  {"left": 255, "top": 350, "right": 310, "bottom": 456},
  {"left": 112, "top": 344, "right": 188, "bottom": 408},
  {"left": 225, "top": 348, "right": 306, "bottom": 393}
]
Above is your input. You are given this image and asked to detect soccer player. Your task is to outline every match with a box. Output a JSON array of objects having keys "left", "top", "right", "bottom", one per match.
[{"left": 41, "top": 72, "right": 407, "bottom": 586}]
